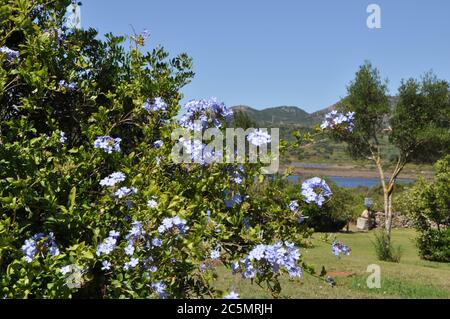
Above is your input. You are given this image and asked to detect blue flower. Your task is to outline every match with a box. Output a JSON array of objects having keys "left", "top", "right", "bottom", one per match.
[
  {"left": 124, "top": 242, "right": 135, "bottom": 256},
  {"left": 99, "top": 172, "right": 126, "bottom": 187},
  {"left": 151, "top": 281, "right": 167, "bottom": 298},
  {"left": 331, "top": 240, "right": 350, "bottom": 257},
  {"left": 231, "top": 170, "right": 244, "bottom": 184},
  {"left": 247, "top": 129, "right": 271, "bottom": 146},
  {"left": 109, "top": 230, "right": 120, "bottom": 238},
  {"left": 178, "top": 138, "right": 220, "bottom": 165},
  {"left": 301, "top": 177, "right": 332, "bottom": 207},
  {"left": 123, "top": 257, "right": 139, "bottom": 270},
  {"left": 22, "top": 233, "right": 59, "bottom": 263},
  {"left": 224, "top": 291, "right": 240, "bottom": 299},
  {"left": 157, "top": 216, "right": 188, "bottom": 236},
  {"left": 320, "top": 110, "right": 355, "bottom": 132},
  {"left": 94, "top": 136, "right": 121, "bottom": 154},
  {"left": 60, "top": 265, "right": 72, "bottom": 275},
  {"left": 210, "top": 249, "right": 220, "bottom": 260},
  {"left": 224, "top": 191, "right": 242, "bottom": 208},
  {"left": 241, "top": 242, "right": 302, "bottom": 279},
  {"left": 59, "top": 131, "right": 67, "bottom": 144},
  {"left": 143, "top": 97, "right": 167, "bottom": 112},
  {"left": 179, "top": 98, "right": 233, "bottom": 132},
  {"left": 153, "top": 140, "right": 164, "bottom": 148},
  {"left": 101, "top": 260, "right": 112, "bottom": 271},
  {"left": 96, "top": 235, "right": 118, "bottom": 256},
  {"left": 126, "top": 221, "right": 146, "bottom": 242},
  {"left": 59, "top": 80, "right": 77, "bottom": 91},
  {"left": 288, "top": 200, "right": 299, "bottom": 212},
  {"left": 147, "top": 196, "right": 158, "bottom": 209},
  {"left": 114, "top": 186, "right": 138, "bottom": 199},
  {"left": 151, "top": 237, "right": 162, "bottom": 247},
  {"left": 231, "top": 262, "right": 240, "bottom": 274},
  {"left": 0, "top": 46, "right": 19, "bottom": 61},
  {"left": 55, "top": 28, "right": 64, "bottom": 42}
]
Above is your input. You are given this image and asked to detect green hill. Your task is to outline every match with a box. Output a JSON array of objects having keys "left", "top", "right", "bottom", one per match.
[{"left": 232, "top": 105, "right": 315, "bottom": 127}]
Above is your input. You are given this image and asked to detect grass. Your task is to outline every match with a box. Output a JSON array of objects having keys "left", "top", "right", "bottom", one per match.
[{"left": 214, "top": 229, "right": 450, "bottom": 298}]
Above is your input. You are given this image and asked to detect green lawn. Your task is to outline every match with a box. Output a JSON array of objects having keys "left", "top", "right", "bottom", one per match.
[{"left": 214, "top": 229, "right": 450, "bottom": 298}]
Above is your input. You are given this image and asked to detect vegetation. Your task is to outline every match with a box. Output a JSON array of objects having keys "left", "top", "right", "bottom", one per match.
[
  {"left": 0, "top": 0, "right": 318, "bottom": 298},
  {"left": 1, "top": 1, "right": 449, "bottom": 301},
  {"left": 325, "top": 62, "right": 450, "bottom": 259},
  {"left": 399, "top": 155, "right": 450, "bottom": 262},
  {"left": 214, "top": 229, "right": 450, "bottom": 298},
  {"left": 372, "top": 230, "right": 402, "bottom": 263}
]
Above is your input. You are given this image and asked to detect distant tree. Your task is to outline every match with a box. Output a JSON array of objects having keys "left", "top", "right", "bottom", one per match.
[
  {"left": 324, "top": 62, "right": 450, "bottom": 258},
  {"left": 232, "top": 110, "right": 257, "bottom": 129}
]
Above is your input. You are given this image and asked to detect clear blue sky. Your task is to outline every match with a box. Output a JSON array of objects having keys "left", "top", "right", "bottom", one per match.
[{"left": 80, "top": 0, "right": 450, "bottom": 112}]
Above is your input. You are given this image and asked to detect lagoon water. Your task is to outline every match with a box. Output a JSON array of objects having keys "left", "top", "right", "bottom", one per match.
[{"left": 287, "top": 175, "right": 414, "bottom": 188}]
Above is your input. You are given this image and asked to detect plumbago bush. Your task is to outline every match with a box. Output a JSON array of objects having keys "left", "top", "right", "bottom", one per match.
[{"left": 0, "top": 1, "right": 332, "bottom": 299}]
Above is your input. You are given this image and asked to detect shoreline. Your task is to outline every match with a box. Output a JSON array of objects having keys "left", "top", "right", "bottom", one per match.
[{"left": 280, "top": 163, "right": 433, "bottom": 180}]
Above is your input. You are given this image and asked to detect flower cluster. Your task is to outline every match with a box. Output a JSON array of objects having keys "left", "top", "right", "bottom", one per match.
[
  {"left": 178, "top": 138, "right": 222, "bottom": 165},
  {"left": 0, "top": 46, "right": 19, "bottom": 61},
  {"left": 60, "top": 264, "right": 81, "bottom": 275},
  {"left": 237, "top": 242, "right": 302, "bottom": 279},
  {"left": 114, "top": 187, "right": 138, "bottom": 199},
  {"left": 151, "top": 281, "right": 167, "bottom": 298},
  {"left": 224, "top": 291, "right": 239, "bottom": 299},
  {"left": 123, "top": 257, "right": 139, "bottom": 270},
  {"left": 224, "top": 191, "right": 242, "bottom": 208},
  {"left": 96, "top": 231, "right": 120, "bottom": 256},
  {"left": 125, "top": 221, "right": 145, "bottom": 256},
  {"left": 320, "top": 110, "right": 355, "bottom": 132},
  {"left": 99, "top": 172, "right": 126, "bottom": 187},
  {"left": 147, "top": 196, "right": 158, "bottom": 209},
  {"left": 94, "top": 136, "right": 121, "bottom": 154},
  {"left": 210, "top": 244, "right": 221, "bottom": 260},
  {"left": 229, "top": 165, "right": 245, "bottom": 185},
  {"left": 157, "top": 216, "right": 189, "bottom": 236},
  {"left": 59, "top": 80, "right": 77, "bottom": 91},
  {"left": 59, "top": 132, "right": 67, "bottom": 144},
  {"left": 143, "top": 97, "right": 167, "bottom": 112},
  {"left": 288, "top": 200, "right": 299, "bottom": 213},
  {"left": 247, "top": 129, "right": 271, "bottom": 146},
  {"left": 22, "top": 233, "right": 60, "bottom": 263},
  {"left": 301, "top": 177, "right": 332, "bottom": 207},
  {"left": 179, "top": 98, "right": 233, "bottom": 131},
  {"left": 331, "top": 240, "right": 350, "bottom": 257}
]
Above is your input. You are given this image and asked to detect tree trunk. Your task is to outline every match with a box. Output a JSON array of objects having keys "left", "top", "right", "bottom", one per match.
[{"left": 385, "top": 190, "right": 394, "bottom": 244}]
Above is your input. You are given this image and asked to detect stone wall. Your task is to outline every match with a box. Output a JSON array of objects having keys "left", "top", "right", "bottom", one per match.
[{"left": 374, "top": 211, "right": 414, "bottom": 229}]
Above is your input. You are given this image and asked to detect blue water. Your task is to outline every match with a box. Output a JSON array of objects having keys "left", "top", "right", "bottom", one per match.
[{"left": 287, "top": 175, "right": 414, "bottom": 188}]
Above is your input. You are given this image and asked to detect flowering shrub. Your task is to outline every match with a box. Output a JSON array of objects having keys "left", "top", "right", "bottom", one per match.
[{"left": 0, "top": 1, "right": 332, "bottom": 299}]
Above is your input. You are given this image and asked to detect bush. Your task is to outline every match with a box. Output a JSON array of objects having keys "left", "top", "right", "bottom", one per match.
[
  {"left": 416, "top": 229, "right": 450, "bottom": 262},
  {"left": 372, "top": 231, "right": 402, "bottom": 262},
  {"left": 0, "top": 1, "right": 323, "bottom": 298},
  {"left": 399, "top": 155, "right": 450, "bottom": 262},
  {"left": 304, "top": 179, "right": 363, "bottom": 232}
]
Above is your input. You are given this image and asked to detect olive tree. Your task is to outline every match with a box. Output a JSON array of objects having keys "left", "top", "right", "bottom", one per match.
[{"left": 324, "top": 62, "right": 450, "bottom": 256}]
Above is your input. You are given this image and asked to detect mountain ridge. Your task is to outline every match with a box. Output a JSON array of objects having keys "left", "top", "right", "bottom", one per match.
[
  {"left": 232, "top": 96, "right": 397, "bottom": 127},
  {"left": 231, "top": 104, "right": 337, "bottom": 127}
]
